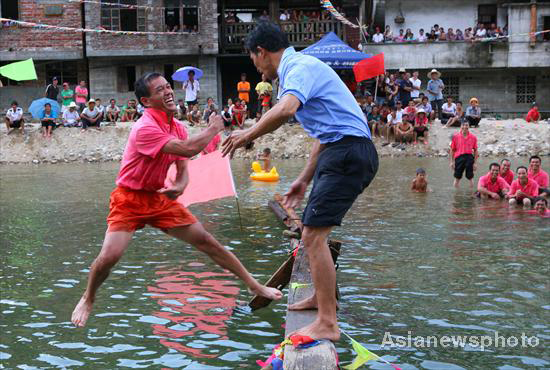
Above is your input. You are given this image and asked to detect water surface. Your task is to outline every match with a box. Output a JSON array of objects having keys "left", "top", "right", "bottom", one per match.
[{"left": 0, "top": 158, "right": 548, "bottom": 369}]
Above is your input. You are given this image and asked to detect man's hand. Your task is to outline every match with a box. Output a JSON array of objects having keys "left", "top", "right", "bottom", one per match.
[
  {"left": 208, "top": 112, "right": 224, "bottom": 132},
  {"left": 473, "top": 163, "right": 477, "bottom": 171},
  {"left": 283, "top": 180, "right": 308, "bottom": 209},
  {"left": 158, "top": 180, "right": 184, "bottom": 200},
  {"left": 450, "top": 161, "right": 455, "bottom": 169},
  {"left": 221, "top": 129, "right": 250, "bottom": 158},
  {"left": 490, "top": 192, "right": 500, "bottom": 200},
  {"left": 516, "top": 190, "right": 526, "bottom": 198}
]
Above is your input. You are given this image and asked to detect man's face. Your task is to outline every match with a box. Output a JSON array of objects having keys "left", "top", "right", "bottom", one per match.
[
  {"left": 110, "top": 100, "right": 116, "bottom": 106},
  {"left": 241, "top": 75, "right": 246, "bottom": 81},
  {"left": 530, "top": 158, "right": 541, "bottom": 171},
  {"left": 460, "top": 123, "right": 470, "bottom": 134},
  {"left": 188, "top": 71, "right": 195, "bottom": 80},
  {"left": 63, "top": 83, "right": 69, "bottom": 90},
  {"left": 490, "top": 165, "right": 500, "bottom": 180},
  {"left": 250, "top": 49, "right": 277, "bottom": 80},
  {"left": 261, "top": 73, "right": 267, "bottom": 82},
  {"left": 45, "top": 105, "right": 51, "bottom": 113},
  {"left": 416, "top": 173, "right": 426, "bottom": 181},
  {"left": 142, "top": 76, "right": 176, "bottom": 113},
  {"left": 517, "top": 168, "right": 527, "bottom": 181},
  {"left": 501, "top": 160, "right": 510, "bottom": 173},
  {"left": 80, "top": 81, "right": 86, "bottom": 87},
  {"left": 129, "top": 100, "right": 136, "bottom": 108},
  {"left": 178, "top": 100, "right": 184, "bottom": 107},
  {"left": 89, "top": 102, "right": 95, "bottom": 110},
  {"left": 408, "top": 101, "right": 414, "bottom": 108},
  {"left": 447, "top": 98, "right": 452, "bottom": 104},
  {"left": 11, "top": 104, "right": 17, "bottom": 110},
  {"left": 366, "top": 96, "right": 373, "bottom": 103},
  {"left": 422, "top": 98, "right": 428, "bottom": 105},
  {"left": 207, "top": 98, "right": 213, "bottom": 105},
  {"left": 53, "top": 80, "right": 58, "bottom": 86},
  {"left": 535, "top": 200, "right": 547, "bottom": 213},
  {"left": 413, "top": 71, "right": 418, "bottom": 78},
  {"left": 396, "top": 102, "right": 402, "bottom": 109},
  {"left": 69, "top": 107, "right": 75, "bottom": 112},
  {"left": 431, "top": 73, "right": 437, "bottom": 80},
  {"left": 96, "top": 100, "right": 101, "bottom": 105}
]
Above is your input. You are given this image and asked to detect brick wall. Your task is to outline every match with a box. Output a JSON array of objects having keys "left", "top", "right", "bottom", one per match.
[
  {"left": 86, "top": 0, "right": 218, "bottom": 57},
  {"left": 0, "top": 0, "right": 83, "bottom": 60}
]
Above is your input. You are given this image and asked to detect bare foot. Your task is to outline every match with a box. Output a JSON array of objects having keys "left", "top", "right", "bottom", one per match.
[
  {"left": 289, "top": 295, "right": 339, "bottom": 311},
  {"left": 249, "top": 285, "right": 283, "bottom": 301},
  {"left": 71, "top": 297, "right": 93, "bottom": 327},
  {"left": 291, "top": 319, "right": 341, "bottom": 342}
]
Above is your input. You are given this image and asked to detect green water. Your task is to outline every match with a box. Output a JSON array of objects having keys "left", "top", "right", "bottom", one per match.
[{"left": 0, "top": 158, "right": 548, "bottom": 369}]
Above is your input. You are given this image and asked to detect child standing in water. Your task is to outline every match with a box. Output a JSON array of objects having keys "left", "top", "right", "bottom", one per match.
[
  {"left": 411, "top": 168, "right": 428, "bottom": 192},
  {"left": 257, "top": 148, "right": 271, "bottom": 172}
]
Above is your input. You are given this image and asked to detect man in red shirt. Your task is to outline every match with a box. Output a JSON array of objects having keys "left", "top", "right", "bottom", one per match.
[
  {"left": 499, "top": 158, "right": 514, "bottom": 185},
  {"left": 528, "top": 155, "right": 549, "bottom": 197},
  {"left": 71, "top": 73, "right": 282, "bottom": 328},
  {"left": 525, "top": 103, "right": 540, "bottom": 123},
  {"left": 507, "top": 166, "right": 539, "bottom": 207},
  {"left": 449, "top": 121, "right": 478, "bottom": 188},
  {"left": 477, "top": 162, "right": 510, "bottom": 199}
]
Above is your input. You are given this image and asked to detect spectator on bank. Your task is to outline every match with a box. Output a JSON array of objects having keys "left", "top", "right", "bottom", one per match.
[
  {"left": 414, "top": 109, "right": 429, "bottom": 144},
  {"left": 81, "top": 99, "right": 101, "bottom": 130},
  {"left": 405, "top": 28, "right": 414, "bottom": 41},
  {"left": 40, "top": 103, "right": 57, "bottom": 138},
  {"left": 499, "top": 159, "right": 515, "bottom": 185},
  {"left": 222, "top": 105, "right": 232, "bottom": 128},
  {"left": 427, "top": 29, "right": 437, "bottom": 41},
  {"left": 259, "top": 10, "right": 270, "bottom": 22},
  {"left": 372, "top": 27, "right": 384, "bottom": 43},
  {"left": 475, "top": 23, "right": 486, "bottom": 39},
  {"left": 62, "top": 102, "right": 80, "bottom": 127},
  {"left": 232, "top": 99, "right": 246, "bottom": 128},
  {"left": 384, "top": 25, "right": 393, "bottom": 42},
  {"left": 387, "top": 74, "right": 399, "bottom": 106},
  {"left": 404, "top": 100, "right": 417, "bottom": 123},
  {"left": 255, "top": 73, "right": 273, "bottom": 117},
  {"left": 237, "top": 73, "right": 251, "bottom": 106},
  {"left": 45, "top": 77, "right": 59, "bottom": 101},
  {"left": 75, "top": 81, "right": 88, "bottom": 112},
  {"left": 447, "top": 28, "right": 456, "bottom": 41},
  {"left": 487, "top": 23, "right": 498, "bottom": 38},
  {"left": 417, "top": 96, "right": 434, "bottom": 123},
  {"left": 456, "top": 29, "right": 465, "bottom": 40},
  {"left": 417, "top": 28, "right": 427, "bottom": 42},
  {"left": 394, "top": 29, "right": 405, "bottom": 42},
  {"left": 450, "top": 121, "right": 478, "bottom": 188},
  {"left": 439, "top": 28, "right": 447, "bottom": 41},
  {"left": 5, "top": 101, "right": 24, "bottom": 134},
  {"left": 525, "top": 103, "right": 540, "bottom": 123},
  {"left": 507, "top": 166, "right": 539, "bottom": 207},
  {"left": 183, "top": 70, "right": 200, "bottom": 110},
  {"left": 464, "top": 27, "right": 473, "bottom": 41},
  {"left": 367, "top": 105, "right": 382, "bottom": 136},
  {"left": 433, "top": 24, "right": 441, "bottom": 37},
  {"left": 61, "top": 82, "right": 75, "bottom": 112},
  {"left": 441, "top": 96, "right": 457, "bottom": 125},
  {"left": 95, "top": 98, "right": 105, "bottom": 124},
  {"left": 187, "top": 104, "right": 201, "bottom": 126},
  {"left": 395, "top": 118, "right": 414, "bottom": 146},
  {"left": 528, "top": 155, "right": 549, "bottom": 197},
  {"left": 202, "top": 97, "right": 218, "bottom": 122},
  {"left": 446, "top": 101, "right": 464, "bottom": 127},
  {"left": 375, "top": 74, "right": 387, "bottom": 105},
  {"left": 465, "top": 97, "right": 481, "bottom": 127},
  {"left": 409, "top": 71, "right": 421, "bottom": 100},
  {"left": 121, "top": 99, "right": 138, "bottom": 122},
  {"left": 106, "top": 99, "right": 120, "bottom": 123},
  {"left": 426, "top": 69, "right": 444, "bottom": 120},
  {"left": 176, "top": 99, "right": 186, "bottom": 120}
]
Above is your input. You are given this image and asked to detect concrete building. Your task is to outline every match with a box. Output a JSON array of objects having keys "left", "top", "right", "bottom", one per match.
[
  {"left": 0, "top": 0, "right": 87, "bottom": 108},
  {"left": 366, "top": 0, "right": 550, "bottom": 115}
]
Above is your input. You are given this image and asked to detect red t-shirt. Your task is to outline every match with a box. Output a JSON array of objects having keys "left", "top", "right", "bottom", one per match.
[
  {"left": 116, "top": 108, "right": 188, "bottom": 191},
  {"left": 450, "top": 132, "right": 478, "bottom": 159},
  {"left": 528, "top": 169, "right": 549, "bottom": 188},
  {"left": 509, "top": 178, "right": 539, "bottom": 198},
  {"left": 415, "top": 116, "right": 428, "bottom": 127},
  {"left": 525, "top": 108, "right": 540, "bottom": 122},
  {"left": 499, "top": 169, "right": 514, "bottom": 185},
  {"left": 478, "top": 172, "right": 510, "bottom": 193}
]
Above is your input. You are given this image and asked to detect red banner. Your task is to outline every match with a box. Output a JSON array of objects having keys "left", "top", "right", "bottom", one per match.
[{"left": 353, "top": 53, "right": 385, "bottom": 82}]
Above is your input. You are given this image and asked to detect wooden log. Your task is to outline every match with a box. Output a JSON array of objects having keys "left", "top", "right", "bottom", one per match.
[
  {"left": 272, "top": 193, "right": 303, "bottom": 233},
  {"left": 283, "top": 247, "right": 338, "bottom": 369}
]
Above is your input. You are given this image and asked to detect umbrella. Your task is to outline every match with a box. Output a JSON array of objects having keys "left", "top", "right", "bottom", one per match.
[
  {"left": 172, "top": 66, "right": 203, "bottom": 82},
  {"left": 28, "top": 98, "right": 60, "bottom": 120}
]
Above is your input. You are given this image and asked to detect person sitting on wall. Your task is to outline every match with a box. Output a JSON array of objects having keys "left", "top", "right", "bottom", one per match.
[
  {"left": 394, "top": 117, "right": 414, "bottom": 146},
  {"left": 446, "top": 101, "right": 464, "bottom": 128},
  {"left": 121, "top": 99, "right": 139, "bottom": 122},
  {"left": 106, "top": 99, "right": 120, "bottom": 123},
  {"left": 417, "top": 96, "right": 434, "bottom": 123},
  {"left": 367, "top": 105, "right": 382, "bottom": 137},
  {"left": 413, "top": 108, "right": 429, "bottom": 145},
  {"left": 440, "top": 96, "right": 457, "bottom": 125},
  {"left": 187, "top": 104, "right": 201, "bottom": 127},
  {"left": 95, "top": 98, "right": 105, "bottom": 125},
  {"left": 403, "top": 100, "right": 417, "bottom": 124},
  {"left": 465, "top": 97, "right": 481, "bottom": 127},
  {"left": 5, "top": 101, "right": 25, "bottom": 134},
  {"left": 507, "top": 166, "right": 539, "bottom": 208},
  {"left": 62, "top": 102, "right": 81, "bottom": 127},
  {"left": 202, "top": 97, "right": 218, "bottom": 123},
  {"left": 81, "top": 99, "right": 101, "bottom": 131},
  {"left": 176, "top": 99, "right": 187, "bottom": 120},
  {"left": 525, "top": 102, "right": 540, "bottom": 123},
  {"left": 40, "top": 103, "right": 57, "bottom": 138}
]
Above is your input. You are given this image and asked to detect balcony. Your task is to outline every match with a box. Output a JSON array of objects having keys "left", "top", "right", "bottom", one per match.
[{"left": 221, "top": 20, "right": 345, "bottom": 53}]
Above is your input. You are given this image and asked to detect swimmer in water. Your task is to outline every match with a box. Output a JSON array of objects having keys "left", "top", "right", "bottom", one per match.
[
  {"left": 257, "top": 147, "right": 271, "bottom": 172},
  {"left": 534, "top": 197, "right": 549, "bottom": 217},
  {"left": 411, "top": 168, "right": 428, "bottom": 192}
]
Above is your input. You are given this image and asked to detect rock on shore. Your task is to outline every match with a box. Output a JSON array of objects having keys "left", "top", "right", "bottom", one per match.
[{"left": 0, "top": 119, "right": 548, "bottom": 165}]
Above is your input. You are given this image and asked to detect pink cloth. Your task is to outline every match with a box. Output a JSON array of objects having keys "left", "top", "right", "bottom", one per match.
[
  {"left": 499, "top": 169, "right": 514, "bottom": 185},
  {"left": 116, "top": 108, "right": 187, "bottom": 191},
  {"left": 166, "top": 150, "right": 236, "bottom": 207},
  {"left": 75, "top": 86, "right": 88, "bottom": 103},
  {"left": 509, "top": 178, "right": 539, "bottom": 199},
  {"left": 478, "top": 172, "right": 510, "bottom": 193},
  {"left": 450, "top": 132, "right": 477, "bottom": 159},
  {"left": 202, "top": 134, "right": 221, "bottom": 154},
  {"left": 528, "top": 169, "right": 549, "bottom": 188}
]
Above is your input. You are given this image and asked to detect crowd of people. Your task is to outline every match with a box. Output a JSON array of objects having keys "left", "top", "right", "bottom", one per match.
[{"left": 369, "top": 22, "right": 508, "bottom": 44}]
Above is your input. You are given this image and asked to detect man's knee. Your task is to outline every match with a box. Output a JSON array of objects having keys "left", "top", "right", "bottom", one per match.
[
  {"left": 302, "top": 227, "right": 331, "bottom": 249},
  {"left": 94, "top": 250, "right": 123, "bottom": 270},
  {"left": 509, "top": 198, "right": 517, "bottom": 205},
  {"left": 523, "top": 198, "right": 531, "bottom": 207}
]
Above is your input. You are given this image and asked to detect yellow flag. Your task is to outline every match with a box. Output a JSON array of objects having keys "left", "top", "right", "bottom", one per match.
[
  {"left": 343, "top": 338, "right": 380, "bottom": 370},
  {"left": 290, "top": 282, "right": 310, "bottom": 289}
]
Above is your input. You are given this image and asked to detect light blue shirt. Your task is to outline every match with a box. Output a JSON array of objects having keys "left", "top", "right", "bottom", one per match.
[
  {"left": 277, "top": 47, "right": 371, "bottom": 143},
  {"left": 426, "top": 79, "right": 444, "bottom": 101}
]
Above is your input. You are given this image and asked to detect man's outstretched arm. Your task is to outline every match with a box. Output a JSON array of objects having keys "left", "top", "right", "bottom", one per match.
[
  {"left": 221, "top": 94, "right": 301, "bottom": 157},
  {"left": 162, "top": 114, "right": 223, "bottom": 157}
]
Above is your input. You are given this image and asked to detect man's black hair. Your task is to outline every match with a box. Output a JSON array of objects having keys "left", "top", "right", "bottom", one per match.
[
  {"left": 534, "top": 196, "right": 548, "bottom": 206},
  {"left": 457, "top": 101, "right": 462, "bottom": 105},
  {"left": 11, "top": 101, "right": 18, "bottom": 106},
  {"left": 110, "top": 98, "right": 115, "bottom": 103},
  {"left": 529, "top": 155, "right": 541, "bottom": 163},
  {"left": 517, "top": 166, "right": 528, "bottom": 173},
  {"left": 416, "top": 168, "right": 426, "bottom": 175},
  {"left": 245, "top": 21, "right": 289, "bottom": 53},
  {"left": 263, "top": 148, "right": 271, "bottom": 154},
  {"left": 489, "top": 162, "right": 500, "bottom": 170},
  {"left": 44, "top": 103, "right": 51, "bottom": 107},
  {"left": 501, "top": 158, "right": 510, "bottom": 164},
  {"left": 135, "top": 72, "right": 163, "bottom": 106}
]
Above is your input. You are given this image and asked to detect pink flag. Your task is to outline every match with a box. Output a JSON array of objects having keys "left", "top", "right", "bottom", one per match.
[{"left": 165, "top": 150, "right": 237, "bottom": 207}]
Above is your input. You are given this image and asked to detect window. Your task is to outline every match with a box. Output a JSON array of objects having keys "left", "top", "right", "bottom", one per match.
[
  {"left": 1, "top": 0, "right": 19, "bottom": 20},
  {"left": 45, "top": 61, "right": 78, "bottom": 85},
  {"left": 442, "top": 76, "right": 459, "bottom": 102},
  {"left": 164, "top": 0, "right": 199, "bottom": 32},
  {"left": 101, "top": 0, "right": 145, "bottom": 31},
  {"left": 516, "top": 76, "right": 536, "bottom": 104},
  {"left": 478, "top": 4, "right": 497, "bottom": 26}
]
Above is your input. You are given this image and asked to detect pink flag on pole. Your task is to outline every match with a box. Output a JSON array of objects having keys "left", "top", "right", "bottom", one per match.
[{"left": 165, "top": 150, "right": 237, "bottom": 207}]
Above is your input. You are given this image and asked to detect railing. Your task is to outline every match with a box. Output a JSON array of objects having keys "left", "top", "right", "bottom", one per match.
[{"left": 221, "top": 20, "right": 345, "bottom": 52}]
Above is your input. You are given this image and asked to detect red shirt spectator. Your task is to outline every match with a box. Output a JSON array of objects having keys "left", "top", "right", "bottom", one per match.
[
  {"left": 509, "top": 178, "right": 539, "bottom": 199},
  {"left": 478, "top": 172, "right": 510, "bottom": 193},
  {"left": 450, "top": 132, "right": 477, "bottom": 158},
  {"left": 528, "top": 168, "right": 549, "bottom": 188},
  {"left": 525, "top": 106, "right": 540, "bottom": 123},
  {"left": 499, "top": 169, "right": 514, "bottom": 185}
]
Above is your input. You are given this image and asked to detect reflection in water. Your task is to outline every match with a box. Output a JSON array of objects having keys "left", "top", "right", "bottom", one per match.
[{"left": 148, "top": 264, "right": 238, "bottom": 359}]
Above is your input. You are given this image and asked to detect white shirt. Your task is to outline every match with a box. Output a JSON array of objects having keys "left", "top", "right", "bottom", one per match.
[
  {"left": 96, "top": 104, "right": 105, "bottom": 114},
  {"left": 6, "top": 107, "right": 23, "bottom": 121},
  {"left": 184, "top": 79, "right": 200, "bottom": 101},
  {"left": 82, "top": 107, "right": 100, "bottom": 118},
  {"left": 409, "top": 77, "right": 422, "bottom": 98},
  {"left": 280, "top": 13, "right": 289, "bottom": 21},
  {"left": 373, "top": 33, "right": 384, "bottom": 43},
  {"left": 106, "top": 105, "right": 120, "bottom": 114},
  {"left": 442, "top": 102, "right": 457, "bottom": 115},
  {"left": 63, "top": 109, "right": 80, "bottom": 123},
  {"left": 417, "top": 34, "right": 427, "bottom": 42},
  {"left": 388, "top": 109, "right": 403, "bottom": 125},
  {"left": 137, "top": 104, "right": 144, "bottom": 114},
  {"left": 476, "top": 28, "right": 486, "bottom": 37}
]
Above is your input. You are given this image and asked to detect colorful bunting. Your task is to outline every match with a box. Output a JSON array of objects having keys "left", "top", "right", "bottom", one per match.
[
  {"left": 68, "top": 0, "right": 186, "bottom": 10},
  {"left": 320, "top": 0, "right": 359, "bottom": 29}
]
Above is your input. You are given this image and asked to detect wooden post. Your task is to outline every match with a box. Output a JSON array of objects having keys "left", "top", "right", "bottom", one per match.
[{"left": 529, "top": 0, "right": 537, "bottom": 47}]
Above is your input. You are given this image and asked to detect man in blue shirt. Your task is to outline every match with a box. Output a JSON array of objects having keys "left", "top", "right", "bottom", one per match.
[
  {"left": 222, "top": 22, "right": 378, "bottom": 342},
  {"left": 426, "top": 69, "right": 445, "bottom": 121}
]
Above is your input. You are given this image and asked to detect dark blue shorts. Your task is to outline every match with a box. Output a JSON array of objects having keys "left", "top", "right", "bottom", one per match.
[{"left": 302, "top": 136, "right": 378, "bottom": 227}]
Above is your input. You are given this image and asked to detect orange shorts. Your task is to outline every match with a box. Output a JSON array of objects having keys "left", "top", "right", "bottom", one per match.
[{"left": 107, "top": 186, "right": 197, "bottom": 232}]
